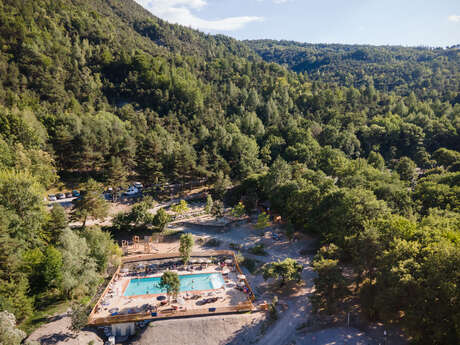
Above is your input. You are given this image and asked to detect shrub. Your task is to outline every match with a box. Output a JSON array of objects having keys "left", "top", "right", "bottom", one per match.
[
  {"left": 241, "top": 257, "right": 261, "bottom": 274},
  {"left": 179, "top": 233, "right": 194, "bottom": 263},
  {"left": 263, "top": 258, "right": 303, "bottom": 286},
  {"left": 70, "top": 303, "right": 89, "bottom": 331},
  {"left": 248, "top": 243, "right": 267, "bottom": 256}
]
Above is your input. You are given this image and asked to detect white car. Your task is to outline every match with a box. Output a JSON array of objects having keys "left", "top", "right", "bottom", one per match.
[
  {"left": 48, "top": 194, "right": 57, "bottom": 201},
  {"left": 133, "top": 182, "right": 143, "bottom": 189}
]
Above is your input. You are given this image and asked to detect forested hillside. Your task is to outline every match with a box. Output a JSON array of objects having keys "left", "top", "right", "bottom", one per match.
[
  {"left": 247, "top": 39, "right": 460, "bottom": 102},
  {"left": 0, "top": 0, "right": 458, "bottom": 343}
]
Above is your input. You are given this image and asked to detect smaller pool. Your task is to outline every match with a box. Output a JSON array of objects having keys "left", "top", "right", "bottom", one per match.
[{"left": 124, "top": 273, "right": 225, "bottom": 296}]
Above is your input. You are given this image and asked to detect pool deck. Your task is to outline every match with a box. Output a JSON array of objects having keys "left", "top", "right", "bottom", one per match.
[{"left": 88, "top": 251, "right": 255, "bottom": 325}]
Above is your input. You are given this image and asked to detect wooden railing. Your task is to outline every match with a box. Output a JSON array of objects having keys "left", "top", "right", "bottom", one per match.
[
  {"left": 122, "top": 250, "right": 234, "bottom": 263},
  {"left": 88, "top": 301, "right": 254, "bottom": 325},
  {"left": 88, "top": 265, "right": 121, "bottom": 323},
  {"left": 231, "top": 252, "right": 256, "bottom": 302}
]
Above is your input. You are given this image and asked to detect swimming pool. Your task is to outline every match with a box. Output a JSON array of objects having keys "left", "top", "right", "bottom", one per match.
[{"left": 124, "top": 273, "right": 225, "bottom": 296}]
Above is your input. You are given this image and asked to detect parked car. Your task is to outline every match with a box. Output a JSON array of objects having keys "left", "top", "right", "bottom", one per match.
[
  {"left": 65, "top": 192, "right": 73, "bottom": 198},
  {"left": 72, "top": 190, "right": 80, "bottom": 197},
  {"left": 124, "top": 186, "right": 139, "bottom": 196},
  {"left": 133, "top": 182, "right": 143, "bottom": 189},
  {"left": 48, "top": 194, "right": 57, "bottom": 201},
  {"left": 56, "top": 193, "right": 66, "bottom": 199}
]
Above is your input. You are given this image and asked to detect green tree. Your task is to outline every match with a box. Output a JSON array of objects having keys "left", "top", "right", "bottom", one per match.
[
  {"left": 263, "top": 156, "right": 291, "bottom": 193},
  {"left": 72, "top": 179, "right": 109, "bottom": 228},
  {"left": 262, "top": 258, "right": 303, "bottom": 287},
  {"left": 42, "top": 246, "right": 63, "bottom": 289},
  {"left": 130, "top": 197, "right": 156, "bottom": 225},
  {"left": 171, "top": 199, "right": 189, "bottom": 214},
  {"left": 152, "top": 208, "right": 171, "bottom": 232},
  {"left": 0, "top": 311, "right": 27, "bottom": 345},
  {"left": 179, "top": 233, "right": 194, "bottom": 264},
  {"left": 211, "top": 200, "right": 224, "bottom": 218},
  {"left": 69, "top": 303, "right": 89, "bottom": 331},
  {"left": 205, "top": 194, "right": 213, "bottom": 214},
  {"left": 433, "top": 148, "right": 460, "bottom": 168},
  {"left": 47, "top": 204, "right": 68, "bottom": 244},
  {"left": 58, "top": 229, "right": 99, "bottom": 298},
  {"left": 368, "top": 151, "right": 385, "bottom": 170},
  {"left": 83, "top": 227, "right": 119, "bottom": 273},
  {"left": 106, "top": 156, "right": 128, "bottom": 202},
  {"left": 254, "top": 212, "right": 270, "bottom": 230},
  {"left": 394, "top": 156, "right": 417, "bottom": 182},
  {"left": 311, "top": 188, "right": 389, "bottom": 244},
  {"left": 231, "top": 201, "right": 246, "bottom": 218},
  {"left": 159, "top": 271, "right": 180, "bottom": 302},
  {"left": 213, "top": 171, "right": 231, "bottom": 200},
  {"left": 0, "top": 170, "right": 46, "bottom": 247},
  {"left": 312, "top": 257, "right": 349, "bottom": 314},
  {"left": 0, "top": 278, "right": 34, "bottom": 321}
]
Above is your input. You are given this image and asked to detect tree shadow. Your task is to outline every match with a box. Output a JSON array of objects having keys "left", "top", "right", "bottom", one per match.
[
  {"left": 36, "top": 332, "right": 76, "bottom": 345},
  {"left": 225, "top": 314, "right": 267, "bottom": 345}
]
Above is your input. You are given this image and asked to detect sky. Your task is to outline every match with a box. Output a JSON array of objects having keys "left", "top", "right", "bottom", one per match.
[{"left": 134, "top": 0, "right": 460, "bottom": 47}]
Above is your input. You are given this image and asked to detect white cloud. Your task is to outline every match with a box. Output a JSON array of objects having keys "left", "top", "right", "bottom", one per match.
[
  {"left": 448, "top": 14, "right": 460, "bottom": 22},
  {"left": 135, "top": 0, "right": 263, "bottom": 31}
]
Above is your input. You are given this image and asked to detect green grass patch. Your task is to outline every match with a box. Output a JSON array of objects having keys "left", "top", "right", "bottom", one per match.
[{"left": 20, "top": 292, "right": 70, "bottom": 335}]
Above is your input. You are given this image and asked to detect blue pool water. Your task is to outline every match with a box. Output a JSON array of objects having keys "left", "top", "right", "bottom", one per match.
[{"left": 124, "top": 273, "right": 225, "bottom": 296}]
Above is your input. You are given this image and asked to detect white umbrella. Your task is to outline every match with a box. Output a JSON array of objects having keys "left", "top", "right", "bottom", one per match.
[
  {"left": 237, "top": 281, "right": 245, "bottom": 287},
  {"left": 121, "top": 268, "right": 129, "bottom": 273},
  {"left": 222, "top": 268, "right": 230, "bottom": 275},
  {"left": 177, "top": 297, "right": 185, "bottom": 305},
  {"left": 204, "top": 258, "right": 212, "bottom": 264},
  {"left": 225, "top": 259, "right": 233, "bottom": 264},
  {"left": 237, "top": 274, "right": 246, "bottom": 280},
  {"left": 190, "top": 259, "right": 198, "bottom": 263}
]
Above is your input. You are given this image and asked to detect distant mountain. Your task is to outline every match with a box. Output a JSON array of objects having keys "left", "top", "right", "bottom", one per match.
[{"left": 246, "top": 39, "right": 460, "bottom": 101}]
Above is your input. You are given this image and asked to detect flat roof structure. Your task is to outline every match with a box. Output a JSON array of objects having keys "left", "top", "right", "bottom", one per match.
[{"left": 88, "top": 250, "right": 255, "bottom": 326}]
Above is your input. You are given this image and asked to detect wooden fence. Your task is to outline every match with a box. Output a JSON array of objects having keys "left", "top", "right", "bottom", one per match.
[
  {"left": 88, "top": 265, "right": 121, "bottom": 324},
  {"left": 88, "top": 301, "right": 254, "bottom": 325}
]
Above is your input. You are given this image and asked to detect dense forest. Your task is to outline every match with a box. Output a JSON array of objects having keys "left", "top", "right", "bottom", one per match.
[
  {"left": 247, "top": 40, "right": 460, "bottom": 102},
  {"left": 0, "top": 0, "right": 458, "bottom": 343}
]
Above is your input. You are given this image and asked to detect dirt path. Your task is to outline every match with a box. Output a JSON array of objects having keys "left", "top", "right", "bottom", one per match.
[{"left": 27, "top": 313, "right": 103, "bottom": 345}]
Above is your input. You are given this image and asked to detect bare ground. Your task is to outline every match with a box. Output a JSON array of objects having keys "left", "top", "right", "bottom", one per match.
[
  {"left": 131, "top": 313, "right": 265, "bottom": 345},
  {"left": 27, "top": 313, "right": 104, "bottom": 345}
]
